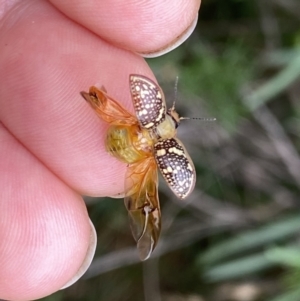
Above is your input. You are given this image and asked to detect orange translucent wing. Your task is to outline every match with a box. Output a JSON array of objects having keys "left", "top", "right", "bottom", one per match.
[
  {"left": 81, "top": 86, "right": 137, "bottom": 125},
  {"left": 124, "top": 157, "right": 161, "bottom": 260}
]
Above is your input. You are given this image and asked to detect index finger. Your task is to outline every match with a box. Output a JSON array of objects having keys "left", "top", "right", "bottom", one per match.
[{"left": 49, "top": 0, "right": 201, "bottom": 55}]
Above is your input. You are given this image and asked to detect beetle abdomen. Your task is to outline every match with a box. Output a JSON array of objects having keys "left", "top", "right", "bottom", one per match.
[{"left": 106, "top": 124, "right": 153, "bottom": 164}]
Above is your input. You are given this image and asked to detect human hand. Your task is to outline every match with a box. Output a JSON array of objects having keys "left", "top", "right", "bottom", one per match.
[{"left": 0, "top": 0, "right": 200, "bottom": 300}]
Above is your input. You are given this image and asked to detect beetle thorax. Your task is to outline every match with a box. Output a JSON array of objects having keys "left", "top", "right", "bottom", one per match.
[{"left": 154, "top": 114, "right": 177, "bottom": 140}]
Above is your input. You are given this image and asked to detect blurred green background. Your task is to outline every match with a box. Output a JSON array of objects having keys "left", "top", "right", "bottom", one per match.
[{"left": 44, "top": 1, "right": 300, "bottom": 300}]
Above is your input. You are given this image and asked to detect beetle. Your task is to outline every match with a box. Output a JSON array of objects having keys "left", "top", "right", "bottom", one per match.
[{"left": 81, "top": 75, "right": 196, "bottom": 260}]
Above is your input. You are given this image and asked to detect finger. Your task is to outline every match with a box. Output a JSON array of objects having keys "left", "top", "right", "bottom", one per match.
[
  {"left": 49, "top": 0, "right": 201, "bottom": 55},
  {"left": 0, "top": 123, "right": 92, "bottom": 300},
  {"left": 0, "top": 0, "right": 154, "bottom": 196}
]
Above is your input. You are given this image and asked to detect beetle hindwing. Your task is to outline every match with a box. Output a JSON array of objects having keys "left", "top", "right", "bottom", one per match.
[
  {"left": 154, "top": 138, "right": 196, "bottom": 199},
  {"left": 130, "top": 74, "right": 166, "bottom": 129},
  {"left": 81, "top": 86, "right": 136, "bottom": 125},
  {"left": 124, "top": 156, "right": 161, "bottom": 260}
]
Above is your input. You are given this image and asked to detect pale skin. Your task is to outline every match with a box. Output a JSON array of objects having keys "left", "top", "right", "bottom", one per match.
[{"left": 0, "top": 0, "right": 201, "bottom": 300}]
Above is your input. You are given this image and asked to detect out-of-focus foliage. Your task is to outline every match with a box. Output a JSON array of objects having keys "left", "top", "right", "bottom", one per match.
[{"left": 42, "top": 1, "right": 300, "bottom": 300}]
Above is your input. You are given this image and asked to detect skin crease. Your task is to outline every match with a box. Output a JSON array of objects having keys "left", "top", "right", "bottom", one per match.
[{"left": 0, "top": 0, "right": 200, "bottom": 300}]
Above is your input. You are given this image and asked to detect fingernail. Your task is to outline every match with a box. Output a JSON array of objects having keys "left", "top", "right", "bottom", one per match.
[
  {"left": 137, "top": 14, "right": 198, "bottom": 58},
  {"left": 60, "top": 219, "right": 97, "bottom": 289}
]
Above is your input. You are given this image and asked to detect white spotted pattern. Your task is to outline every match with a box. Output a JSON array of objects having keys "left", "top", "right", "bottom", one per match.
[
  {"left": 130, "top": 75, "right": 166, "bottom": 129},
  {"left": 154, "top": 138, "right": 195, "bottom": 199}
]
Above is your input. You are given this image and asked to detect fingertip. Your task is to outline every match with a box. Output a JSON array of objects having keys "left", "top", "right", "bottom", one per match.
[
  {"left": 60, "top": 219, "right": 97, "bottom": 289},
  {"left": 0, "top": 125, "right": 91, "bottom": 300},
  {"left": 138, "top": 13, "right": 199, "bottom": 58},
  {"left": 0, "top": 0, "right": 153, "bottom": 197},
  {"left": 0, "top": 0, "right": 161, "bottom": 198},
  {"left": 49, "top": 0, "right": 201, "bottom": 53}
]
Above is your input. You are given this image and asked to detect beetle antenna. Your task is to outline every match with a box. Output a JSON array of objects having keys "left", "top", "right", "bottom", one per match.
[
  {"left": 171, "top": 76, "right": 179, "bottom": 110},
  {"left": 180, "top": 117, "right": 217, "bottom": 121},
  {"left": 171, "top": 76, "right": 216, "bottom": 122}
]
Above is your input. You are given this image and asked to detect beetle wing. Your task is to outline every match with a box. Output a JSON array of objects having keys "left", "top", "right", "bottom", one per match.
[
  {"left": 124, "top": 157, "right": 161, "bottom": 260},
  {"left": 81, "top": 86, "right": 137, "bottom": 125},
  {"left": 154, "top": 138, "right": 196, "bottom": 199},
  {"left": 130, "top": 74, "right": 166, "bottom": 129}
]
